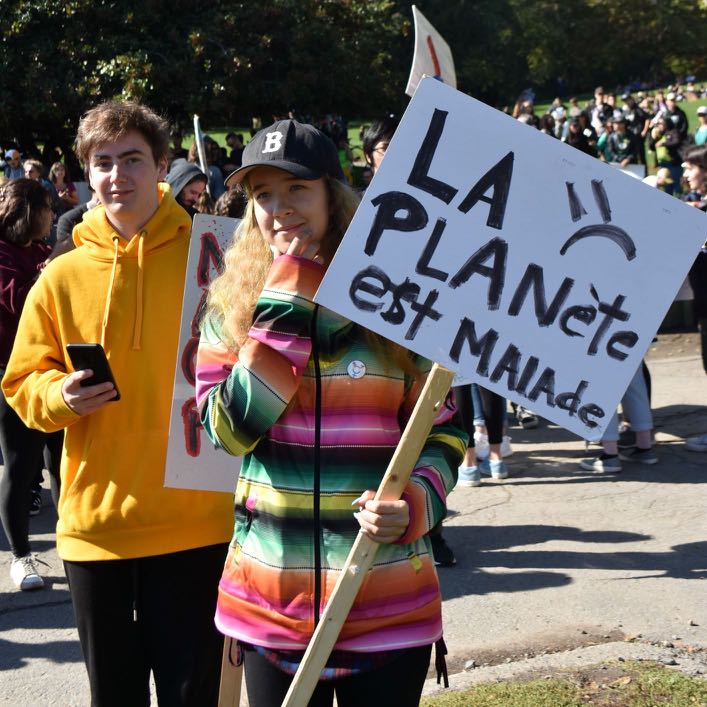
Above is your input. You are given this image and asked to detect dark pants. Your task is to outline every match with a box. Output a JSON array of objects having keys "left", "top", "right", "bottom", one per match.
[
  {"left": 0, "top": 382, "right": 62, "bottom": 557},
  {"left": 243, "top": 643, "right": 432, "bottom": 707},
  {"left": 64, "top": 543, "right": 229, "bottom": 707},
  {"left": 699, "top": 317, "right": 707, "bottom": 375},
  {"left": 455, "top": 383, "right": 506, "bottom": 444}
]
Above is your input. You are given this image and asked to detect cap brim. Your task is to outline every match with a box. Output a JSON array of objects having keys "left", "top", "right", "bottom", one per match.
[{"left": 224, "top": 161, "right": 322, "bottom": 189}]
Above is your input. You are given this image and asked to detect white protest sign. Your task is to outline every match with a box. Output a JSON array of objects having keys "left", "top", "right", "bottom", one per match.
[
  {"left": 316, "top": 78, "right": 707, "bottom": 441},
  {"left": 165, "top": 214, "right": 240, "bottom": 491},
  {"left": 405, "top": 5, "right": 457, "bottom": 97}
]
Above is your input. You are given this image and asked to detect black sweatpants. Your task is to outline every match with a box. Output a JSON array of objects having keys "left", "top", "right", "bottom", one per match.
[
  {"left": 242, "top": 643, "right": 432, "bottom": 707},
  {"left": 64, "top": 543, "right": 229, "bottom": 707},
  {"left": 0, "top": 382, "right": 62, "bottom": 557}
]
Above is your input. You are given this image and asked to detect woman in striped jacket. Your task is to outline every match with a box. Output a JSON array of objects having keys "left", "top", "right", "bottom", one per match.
[{"left": 195, "top": 119, "right": 467, "bottom": 707}]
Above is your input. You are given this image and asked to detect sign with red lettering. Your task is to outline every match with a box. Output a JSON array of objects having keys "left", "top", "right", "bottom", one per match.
[
  {"left": 165, "top": 215, "right": 240, "bottom": 491},
  {"left": 316, "top": 78, "right": 706, "bottom": 441}
]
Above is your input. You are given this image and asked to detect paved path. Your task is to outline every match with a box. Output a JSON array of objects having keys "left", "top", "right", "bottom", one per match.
[{"left": 1, "top": 342, "right": 706, "bottom": 705}]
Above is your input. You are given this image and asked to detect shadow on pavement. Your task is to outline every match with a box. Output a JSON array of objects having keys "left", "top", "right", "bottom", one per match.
[
  {"left": 0, "top": 636, "right": 82, "bottom": 671},
  {"left": 438, "top": 525, "right": 707, "bottom": 600}
]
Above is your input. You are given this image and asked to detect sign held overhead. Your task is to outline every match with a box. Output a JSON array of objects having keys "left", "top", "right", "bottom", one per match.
[{"left": 405, "top": 5, "right": 457, "bottom": 97}]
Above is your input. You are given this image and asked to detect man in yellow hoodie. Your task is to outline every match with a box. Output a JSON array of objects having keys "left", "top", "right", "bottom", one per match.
[{"left": 2, "top": 102, "right": 233, "bottom": 706}]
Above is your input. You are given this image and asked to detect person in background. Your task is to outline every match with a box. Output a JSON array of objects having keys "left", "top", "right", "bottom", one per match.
[
  {"left": 362, "top": 116, "right": 398, "bottom": 174},
  {"left": 0, "top": 178, "right": 63, "bottom": 590},
  {"left": 607, "top": 116, "right": 641, "bottom": 171},
  {"left": 49, "top": 161, "right": 79, "bottom": 212},
  {"left": 3, "top": 150, "right": 24, "bottom": 180},
  {"left": 682, "top": 146, "right": 707, "bottom": 453},
  {"left": 596, "top": 119, "right": 615, "bottom": 162},
  {"left": 165, "top": 160, "right": 208, "bottom": 220},
  {"left": 224, "top": 132, "right": 244, "bottom": 170},
  {"left": 214, "top": 188, "right": 247, "bottom": 219},
  {"left": 694, "top": 106, "right": 707, "bottom": 146},
  {"left": 3, "top": 101, "right": 233, "bottom": 706},
  {"left": 580, "top": 366, "right": 657, "bottom": 473},
  {"left": 649, "top": 116, "right": 683, "bottom": 196},
  {"left": 621, "top": 93, "right": 650, "bottom": 166}
]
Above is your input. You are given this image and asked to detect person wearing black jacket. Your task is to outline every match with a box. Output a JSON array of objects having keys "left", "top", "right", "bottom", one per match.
[{"left": 682, "top": 145, "right": 707, "bottom": 452}]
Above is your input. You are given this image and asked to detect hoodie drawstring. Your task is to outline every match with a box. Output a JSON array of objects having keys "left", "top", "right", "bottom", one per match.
[
  {"left": 132, "top": 232, "right": 145, "bottom": 350},
  {"left": 101, "top": 237, "right": 120, "bottom": 349}
]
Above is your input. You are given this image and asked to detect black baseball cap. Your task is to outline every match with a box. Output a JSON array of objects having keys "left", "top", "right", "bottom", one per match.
[{"left": 224, "top": 120, "right": 345, "bottom": 188}]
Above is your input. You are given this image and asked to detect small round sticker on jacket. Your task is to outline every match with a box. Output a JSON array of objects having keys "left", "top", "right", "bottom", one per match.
[{"left": 347, "top": 360, "right": 366, "bottom": 379}]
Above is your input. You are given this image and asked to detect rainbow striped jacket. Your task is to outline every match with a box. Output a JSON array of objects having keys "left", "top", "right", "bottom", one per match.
[{"left": 196, "top": 254, "right": 467, "bottom": 653}]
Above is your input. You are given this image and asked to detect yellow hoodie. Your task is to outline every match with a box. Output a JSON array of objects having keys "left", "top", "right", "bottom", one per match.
[{"left": 2, "top": 185, "right": 233, "bottom": 561}]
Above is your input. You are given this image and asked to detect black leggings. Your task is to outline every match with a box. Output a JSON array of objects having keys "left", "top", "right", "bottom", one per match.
[
  {"left": 455, "top": 384, "right": 506, "bottom": 445},
  {"left": 64, "top": 543, "right": 229, "bottom": 707},
  {"left": 243, "top": 643, "right": 432, "bottom": 707},
  {"left": 0, "top": 382, "right": 62, "bottom": 557}
]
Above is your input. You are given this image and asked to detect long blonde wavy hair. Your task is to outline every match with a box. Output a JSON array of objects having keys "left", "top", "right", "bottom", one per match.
[{"left": 206, "top": 175, "right": 419, "bottom": 377}]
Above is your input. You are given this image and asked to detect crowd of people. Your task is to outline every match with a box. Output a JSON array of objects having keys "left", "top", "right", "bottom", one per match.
[
  {"left": 0, "top": 83, "right": 705, "bottom": 706},
  {"left": 510, "top": 85, "right": 707, "bottom": 195}
]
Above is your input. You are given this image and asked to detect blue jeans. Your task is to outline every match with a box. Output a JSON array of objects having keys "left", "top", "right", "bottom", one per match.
[{"left": 602, "top": 365, "right": 652, "bottom": 442}]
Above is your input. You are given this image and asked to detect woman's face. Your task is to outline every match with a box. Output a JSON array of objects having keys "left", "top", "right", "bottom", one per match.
[
  {"left": 54, "top": 164, "right": 65, "bottom": 180},
  {"left": 24, "top": 164, "right": 40, "bottom": 181},
  {"left": 249, "top": 166, "right": 329, "bottom": 256},
  {"left": 683, "top": 162, "right": 706, "bottom": 193}
]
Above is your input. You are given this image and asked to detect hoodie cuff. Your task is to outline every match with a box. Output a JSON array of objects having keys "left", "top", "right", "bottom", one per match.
[{"left": 46, "top": 376, "right": 81, "bottom": 427}]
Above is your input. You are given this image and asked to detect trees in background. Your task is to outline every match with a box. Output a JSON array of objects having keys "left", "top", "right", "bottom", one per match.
[{"left": 1, "top": 0, "right": 705, "bottom": 161}]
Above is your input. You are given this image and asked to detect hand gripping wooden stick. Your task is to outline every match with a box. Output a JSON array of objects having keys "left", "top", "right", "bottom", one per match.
[{"left": 281, "top": 363, "right": 454, "bottom": 707}]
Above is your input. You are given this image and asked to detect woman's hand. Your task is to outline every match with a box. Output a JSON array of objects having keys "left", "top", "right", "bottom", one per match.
[
  {"left": 285, "top": 231, "right": 324, "bottom": 265},
  {"left": 352, "top": 490, "right": 409, "bottom": 544}
]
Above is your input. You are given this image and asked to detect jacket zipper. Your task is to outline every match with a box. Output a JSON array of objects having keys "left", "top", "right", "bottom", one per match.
[{"left": 311, "top": 304, "right": 322, "bottom": 628}]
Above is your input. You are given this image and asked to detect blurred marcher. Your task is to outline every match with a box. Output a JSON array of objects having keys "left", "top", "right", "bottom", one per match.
[
  {"left": 165, "top": 161, "right": 207, "bottom": 220},
  {"left": 621, "top": 93, "right": 650, "bottom": 166},
  {"left": 214, "top": 188, "right": 246, "bottom": 219},
  {"left": 649, "top": 116, "right": 683, "bottom": 195},
  {"left": 0, "top": 178, "right": 63, "bottom": 591},
  {"left": 694, "top": 106, "right": 707, "bottom": 146},
  {"left": 49, "top": 162, "right": 79, "bottom": 212},
  {"left": 3, "top": 150, "right": 23, "bottom": 180}
]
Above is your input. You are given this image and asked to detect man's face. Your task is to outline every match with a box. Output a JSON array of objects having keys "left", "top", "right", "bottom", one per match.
[
  {"left": 88, "top": 131, "right": 167, "bottom": 234},
  {"left": 8, "top": 151, "right": 20, "bottom": 167},
  {"left": 369, "top": 140, "right": 389, "bottom": 173},
  {"left": 178, "top": 178, "right": 207, "bottom": 209}
]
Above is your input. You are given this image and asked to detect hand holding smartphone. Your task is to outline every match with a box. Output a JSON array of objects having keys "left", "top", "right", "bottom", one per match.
[{"left": 66, "top": 343, "right": 121, "bottom": 401}]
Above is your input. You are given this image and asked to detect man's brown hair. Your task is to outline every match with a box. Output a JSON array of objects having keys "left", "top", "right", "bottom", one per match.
[{"left": 75, "top": 101, "right": 170, "bottom": 165}]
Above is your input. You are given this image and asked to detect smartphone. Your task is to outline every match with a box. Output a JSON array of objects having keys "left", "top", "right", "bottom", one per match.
[{"left": 66, "top": 343, "right": 121, "bottom": 401}]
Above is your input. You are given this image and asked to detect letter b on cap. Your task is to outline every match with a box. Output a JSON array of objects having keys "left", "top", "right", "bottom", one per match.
[{"left": 263, "top": 131, "right": 283, "bottom": 154}]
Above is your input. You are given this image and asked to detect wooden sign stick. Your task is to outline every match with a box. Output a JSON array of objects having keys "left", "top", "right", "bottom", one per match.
[
  {"left": 218, "top": 637, "right": 243, "bottom": 707},
  {"left": 281, "top": 362, "right": 455, "bottom": 707}
]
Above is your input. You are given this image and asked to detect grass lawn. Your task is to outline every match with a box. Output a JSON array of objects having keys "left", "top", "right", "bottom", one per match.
[{"left": 421, "top": 660, "right": 707, "bottom": 706}]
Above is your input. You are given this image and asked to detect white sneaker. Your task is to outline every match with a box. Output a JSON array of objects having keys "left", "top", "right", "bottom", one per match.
[
  {"left": 501, "top": 435, "right": 513, "bottom": 457},
  {"left": 10, "top": 554, "right": 45, "bottom": 591},
  {"left": 474, "top": 431, "right": 489, "bottom": 460},
  {"left": 685, "top": 433, "right": 707, "bottom": 452}
]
